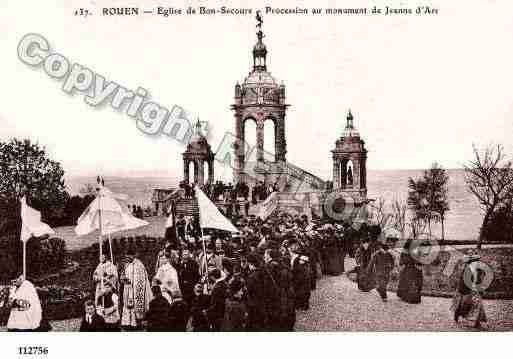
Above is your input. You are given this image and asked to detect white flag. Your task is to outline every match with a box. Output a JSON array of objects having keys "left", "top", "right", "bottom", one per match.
[
  {"left": 196, "top": 187, "right": 239, "bottom": 233},
  {"left": 75, "top": 187, "right": 148, "bottom": 236},
  {"left": 20, "top": 197, "right": 55, "bottom": 243},
  {"left": 165, "top": 207, "right": 175, "bottom": 229}
]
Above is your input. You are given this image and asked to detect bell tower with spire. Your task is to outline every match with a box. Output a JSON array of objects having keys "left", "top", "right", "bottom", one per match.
[{"left": 232, "top": 12, "right": 289, "bottom": 185}]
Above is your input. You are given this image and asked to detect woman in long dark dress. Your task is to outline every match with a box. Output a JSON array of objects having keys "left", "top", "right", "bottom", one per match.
[
  {"left": 325, "top": 231, "right": 343, "bottom": 276},
  {"left": 355, "top": 240, "right": 375, "bottom": 292},
  {"left": 397, "top": 240, "right": 423, "bottom": 304}
]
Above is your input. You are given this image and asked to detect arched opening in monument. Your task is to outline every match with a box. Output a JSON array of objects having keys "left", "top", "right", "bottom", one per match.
[
  {"left": 346, "top": 160, "right": 354, "bottom": 187},
  {"left": 243, "top": 117, "right": 257, "bottom": 163},
  {"left": 263, "top": 118, "right": 275, "bottom": 162}
]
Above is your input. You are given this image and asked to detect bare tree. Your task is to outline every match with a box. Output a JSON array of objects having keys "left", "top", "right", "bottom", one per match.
[
  {"left": 392, "top": 199, "right": 408, "bottom": 239},
  {"left": 464, "top": 144, "right": 513, "bottom": 249},
  {"left": 369, "top": 197, "right": 391, "bottom": 229},
  {"left": 408, "top": 216, "right": 427, "bottom": 240}
]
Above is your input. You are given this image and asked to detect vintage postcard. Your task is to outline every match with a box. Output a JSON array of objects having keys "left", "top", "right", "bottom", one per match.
[{"left": 0, "top": 0, "right": 512, "bottom": 356}]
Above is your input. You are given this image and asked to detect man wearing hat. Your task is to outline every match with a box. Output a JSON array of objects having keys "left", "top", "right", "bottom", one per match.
[
  {"left": 288, "top": 240, "right": 311, "bottom": 311},
  {"left": 245, "top": 254, "right": 267, "bottom": 331},
  {"left": 198, "top": 237, "right": 223, "bottom": 278},
  {"left": 179, "top": 246, "right": 200, "bottom": 307},
  {"left": 263, "top": 249, "right": 285, "bottom": 330},
  {"left": 203, "top": 268, "right": 228, "bottom": 331}
]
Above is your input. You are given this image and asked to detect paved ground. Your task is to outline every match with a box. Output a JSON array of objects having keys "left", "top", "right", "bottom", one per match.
[{"left": 295, "top": 274, "right": 513, "bottom": 331}]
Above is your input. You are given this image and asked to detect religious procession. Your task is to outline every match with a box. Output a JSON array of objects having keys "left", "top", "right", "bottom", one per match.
[{"left": 0, "top": 177, "right": 489, "bottom": 332}]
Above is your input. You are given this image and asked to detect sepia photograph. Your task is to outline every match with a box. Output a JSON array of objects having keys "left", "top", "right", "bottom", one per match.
[{"left": 0, "top": 1, "right": 513, "bottom": 355}]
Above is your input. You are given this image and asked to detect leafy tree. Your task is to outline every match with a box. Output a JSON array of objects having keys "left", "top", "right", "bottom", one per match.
[
  {"left": 0, "top": 138, "right": 68, "bottom": 233},
  {"left": 423, "top": 163, "right": 450, "bottom": 241},
  {"left": 407, "top": 163, "right": 450, "bottom": 240},
  {"left": 407, "top": 176, "right": 429, "bottom": 234},
  {"left": 464, "top": 144, "right": 513, "bottom": 248}
]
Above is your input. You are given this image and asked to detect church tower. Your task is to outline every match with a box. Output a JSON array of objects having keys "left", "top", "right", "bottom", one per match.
[
  {"left": 332, "top": 110, "right": 367, "bottom": 200},
  {"left": 232, "top": 14, "right": 289, "bottom": 184}
]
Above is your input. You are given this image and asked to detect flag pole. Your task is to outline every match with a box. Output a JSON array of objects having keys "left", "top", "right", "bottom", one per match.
[
  {"left": 23, "top": 240, "right": 27, "bottom": 279},
  {"left": 108, "top": 233, "right": 114, "bottom": 265},
  {"left": 97, "top": 180, "right": 105, "bottom": 310},
  {"left": 196, "top": 186, "right": 209, "bottom": 292},
  {"left": 172, "top": 200, "right": 178, "bottom": 243}
]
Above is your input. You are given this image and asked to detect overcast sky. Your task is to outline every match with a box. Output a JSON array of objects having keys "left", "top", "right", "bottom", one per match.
[{"left": 1, "top": 0, "right": 513, "bottom": 182}]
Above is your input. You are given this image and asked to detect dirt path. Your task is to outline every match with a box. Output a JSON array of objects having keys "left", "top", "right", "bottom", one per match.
[
  {"left": 3, "top": 273, "right": 513, "bottom": 332},
  {"left": 295, "top": 274, "right": 513, "bottom": 331}
]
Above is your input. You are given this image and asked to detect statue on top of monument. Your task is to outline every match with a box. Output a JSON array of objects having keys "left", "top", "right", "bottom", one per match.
[
  {"left": 347, "top": 165, "right": 353, "bottom": 186},
  {"left": 256, "top": 10, "right": 263, "bottom": 29}
]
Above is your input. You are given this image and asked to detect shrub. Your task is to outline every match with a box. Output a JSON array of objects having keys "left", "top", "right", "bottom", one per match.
[
  {"left": 0, "top": 235, "right": 67, "bottom": 282},
  {"left": 482, "top": 204, "right": 513, "bottom": 243}
]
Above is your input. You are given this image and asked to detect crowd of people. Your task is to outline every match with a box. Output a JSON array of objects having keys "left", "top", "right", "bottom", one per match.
[
  {"left": 179, "top": 180, "right": 277, "bottom": 205},
  {"left": 128, "top": 204, "right": 152, "bottom": 219},
  {"left": 1, "top": 211, "right": 489, "bottom": 331}
]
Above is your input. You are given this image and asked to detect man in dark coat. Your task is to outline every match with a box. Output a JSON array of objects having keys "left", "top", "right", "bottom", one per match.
[
  {"left": 245, "top": 254, "right": 267, "bottom": 331},
  {"left": 368, "top": 243, "right": 395, "bottom": 301},
  {"left": 168, "top": 292, "right": 189, "bottom": 331},
  {"left": 262, "top": 249, "right": 283, "bottom": 330},
  {"left": 79, "top": 300, "right": 106, "bottom": 332},
  {"left": 190, "top": 283, "right": 211, "bottom": 332},
  {"left": 176, "top": 215, "right": 186, "bottom": 241},
  {"left": 278, "top": 255, "right": 296, "bottom": 330},
  {"left": 204, "top": 269, "right": 228, "bottom": 331},
  {"left": 179, "top": 247, "right": 200, "bottom": 307},
  {"left": 289, "top": 242, "right": 311, "bottom": 310},
  {"left": 146, "top": 286, "right": 171, "bottom": 331}
]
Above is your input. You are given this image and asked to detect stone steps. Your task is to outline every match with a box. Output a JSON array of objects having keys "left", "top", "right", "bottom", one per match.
[{"left": 175, "top": 198, "right": 199, "bottom": 217}]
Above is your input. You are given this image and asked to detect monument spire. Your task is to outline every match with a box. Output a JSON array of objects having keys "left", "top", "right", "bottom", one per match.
[
  {"left": 194, "top": 119, "right": 202, "bottom": 135},
  {"left": 346, "top": 109, "right": 354, "bottom": 130},
  {"left": 252, "top": 10, "right": 267, "bottom": 71}
]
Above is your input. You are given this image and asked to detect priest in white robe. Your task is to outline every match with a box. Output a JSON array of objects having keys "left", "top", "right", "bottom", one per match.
[
  {"left": 93, "top": 254, "right": 118, "bottom": 305},
  {"left": 121, "top": 250, "right": 152, "bottom": 329},
  {"left": 7, "top": 274, "right": 42, "bottom": 331},
  {"left": 153, "top": 254, "right": 181, "bottom": 304}
]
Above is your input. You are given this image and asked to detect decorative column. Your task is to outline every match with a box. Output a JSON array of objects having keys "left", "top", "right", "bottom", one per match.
[
  {"left": 333, "top": 160, "right": 340, "bottom": 189},
  {"left": 353, "top": 158, "right": 360, "bottom": 191},
  {"left": 208, "top": 160, "right": 214, "bottom": 184},
  {"left": 275, "top": 114, "right": 286, "bottom": 162},
  {"left": 360, "top": 156, "right": 367, "bottom": 189},
  {"left": 234, "top": 114, "right": 244, "bottom": 180},
  {"left": 183, "top": 159, "right": 189, "bottom": 183},
  {"left": 193, "top": 160, "right": 199, "bottom": 184},
  {"left": 341, "top": 160, "right": 347, "bottom": 189},
  {"left": 199, "top": 160, "right": 206, "bottom": 186},
  {"left": 256, "top": 119, "right": 265, "bottom": 162}
]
